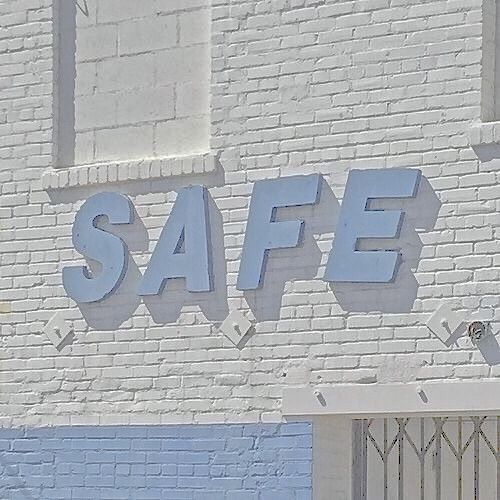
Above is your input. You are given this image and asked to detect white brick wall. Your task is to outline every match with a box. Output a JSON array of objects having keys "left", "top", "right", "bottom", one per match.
[{"left": 0, "top": 0, "right": 499, "bottom": 427}]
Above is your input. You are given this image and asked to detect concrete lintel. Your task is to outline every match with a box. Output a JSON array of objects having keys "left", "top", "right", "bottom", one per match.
[{"left": 283, "top": 380, "right": 500, "bottom": 418}]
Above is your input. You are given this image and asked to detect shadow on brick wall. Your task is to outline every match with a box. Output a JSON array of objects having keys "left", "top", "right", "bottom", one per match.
[
  {"left": 472, "top": 143, "right": 500, "bottom": 163},
  {"left": 244, "top": 178, "right": 340, "bottom": 321},
  {"left": 477, "top": 332, "right": 500, "bottom": 366},
  {"left": 329, "top": 176, "right": 441, "bottom": 313},
  {"left": 54, "top": 0, "right": 77, "bottom": 168}
]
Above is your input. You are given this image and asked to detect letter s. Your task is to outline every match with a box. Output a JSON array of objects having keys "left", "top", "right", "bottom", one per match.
[{"left": 63, "top": 192, "right": 133, "bottom": 303}]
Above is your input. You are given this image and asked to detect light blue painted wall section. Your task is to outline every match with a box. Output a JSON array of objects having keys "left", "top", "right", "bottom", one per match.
[{"left": 0, "top": 423, "right": 312, "bottom": 500}]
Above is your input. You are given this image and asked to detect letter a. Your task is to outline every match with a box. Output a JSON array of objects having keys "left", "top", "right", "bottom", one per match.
[{"left": 138, "top": 185, "right": 212, "bottom": 295}]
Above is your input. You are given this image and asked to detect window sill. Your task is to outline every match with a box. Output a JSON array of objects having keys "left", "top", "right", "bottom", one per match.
[
  {"left": 469, "top": 121, "right": 500, "bottom": 147},
  {"left": 42, "top": 153, "right": 217, "bottom": 190}
]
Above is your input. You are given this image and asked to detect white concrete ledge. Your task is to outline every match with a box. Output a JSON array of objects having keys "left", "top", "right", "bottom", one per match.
[
  {"left": 469, "top": 121, "right": 500, "bottom": 146},
  {"left": 283, "top": 380, "right": 500, "bottom": 418},
  {"left": 42, "top": 153, "right": 217, "bottom": 190}
]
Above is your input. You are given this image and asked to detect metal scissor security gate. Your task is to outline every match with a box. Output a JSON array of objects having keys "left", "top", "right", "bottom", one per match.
[{"left": 353, "top": 416, "right": 500, "bottom": 500}]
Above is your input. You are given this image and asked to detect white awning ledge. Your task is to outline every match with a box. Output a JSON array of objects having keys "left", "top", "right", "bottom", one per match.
[{"left": 283, "top": 380, "right": 500, "bottom": 418}]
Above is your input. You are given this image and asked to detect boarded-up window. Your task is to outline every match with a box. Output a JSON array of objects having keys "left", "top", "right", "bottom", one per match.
[{"left": 54, "top": 0, "right": 210, "bottom": 167}]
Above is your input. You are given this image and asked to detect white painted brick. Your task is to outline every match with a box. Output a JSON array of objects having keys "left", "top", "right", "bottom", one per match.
[
  {"left": 180, "top": 9, "right": 210, "bottom": 46},
  {"left": 155, "top": 118, "right": 209, "bottom": 156},
  {"left": 116, "top": 87, "right": 175, "bottom": 125},
  {"left": 97, "top": 55, "right": 155, "bottom": 92},
  {"left": 176, "top": 82, "right": 209, "bottom": 118},
  {"left": 0, "top": 0, "right": 498, "bottom": 442},
  {"left": 97, "top": 0, "right": 157, "bottom": 23},
  {"left": 74, "top": 93, "right": 117, "bottom": 130},
  {"left": 118, "top": 17, "right": 177, "bottom": 56},
  {"left": 76, "top": 25, "right": 117, "bottom": 62},
  {"left": 95, "top": 125, "right": 154, "bottom": 161},
  {"left": 156, "top": 47, "right": 209, "bottom": 85}
]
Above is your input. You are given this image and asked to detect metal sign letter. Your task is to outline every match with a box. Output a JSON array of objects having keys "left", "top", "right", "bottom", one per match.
[
  {"left": 138, "top": 185, "right": 212, "bottom": 295},
  {"left": 324, "top": 168, "right": 421, "bottom": 283},
  {"left": 63, "top": 192, "right": 133, "bottom": 303},
  {"left": 236, "top": 174, "right": 321, "bottom": 290}
]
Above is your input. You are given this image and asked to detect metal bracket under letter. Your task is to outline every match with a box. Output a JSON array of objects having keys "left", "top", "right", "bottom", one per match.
[
  {"left": 220, "top": 310, "right": 252, "bottom": 348},
  {"left": 44, "top": 312, "right": 73, "bottom": 350},
  {"left": 426, "top": 304, "right": 465, "bottom": 347}
]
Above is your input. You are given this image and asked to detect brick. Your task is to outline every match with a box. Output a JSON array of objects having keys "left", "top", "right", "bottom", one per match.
[
  {"left": 119, "top": 16, "right": 177, "bottom": 55},
  {"left": 180, "top": 9, "right": 210, "bottom": 46},
  {"left": 0, "top": 1, "right": 499, "bottom": 488},
  {"left": 155, "top": 118, "right": 209, "bottom": 156},
  {"left": 95, "top": 124, "right": 154, "bottom": 161},
  {"left": 0, "top": 424, "right": 309, "bottom": 497}
]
